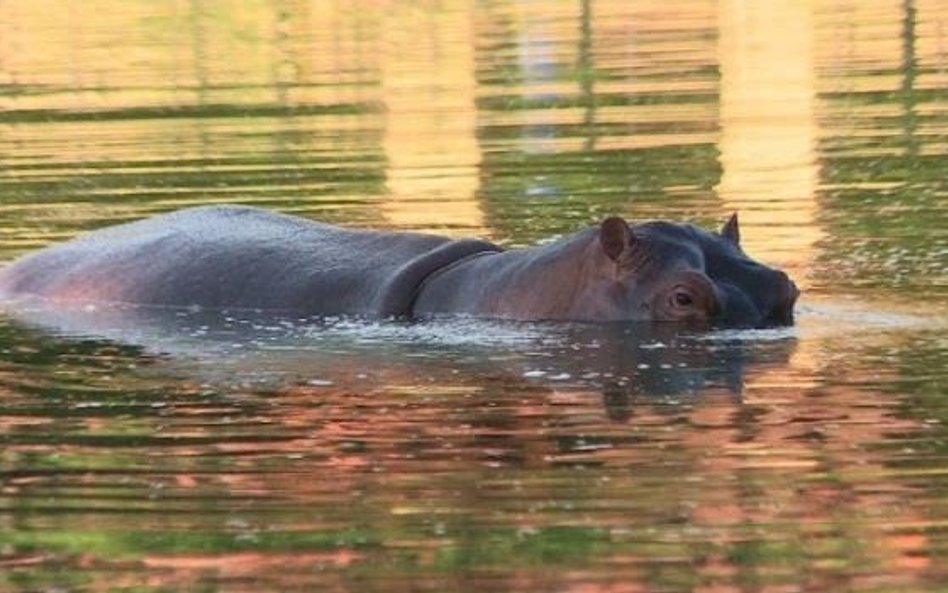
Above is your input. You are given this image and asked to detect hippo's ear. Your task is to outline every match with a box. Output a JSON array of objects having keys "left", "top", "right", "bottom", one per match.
[
  {"left": 720, "top": 212, "right": 741, "bottom": 246},
  {"left": 599, "top": 217, "right": 634, "bottom": 262}
]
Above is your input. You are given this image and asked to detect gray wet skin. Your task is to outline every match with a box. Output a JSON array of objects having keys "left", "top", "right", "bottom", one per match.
[
  {"left": 415, "top": 213, "right": 798, "bottom": 327},
  {"left": 0, "top": 205, "right": 798, "bottom": 328}
]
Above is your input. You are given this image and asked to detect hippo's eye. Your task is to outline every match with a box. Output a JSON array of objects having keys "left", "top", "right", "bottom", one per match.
[
  {"left": 660, "top": 274, "right": 718, "bottom": 322},
  {"left": 672, "top": 290, "right": 694, "bottom": 308}
]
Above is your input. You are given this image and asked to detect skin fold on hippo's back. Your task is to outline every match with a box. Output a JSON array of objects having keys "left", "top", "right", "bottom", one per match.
[{"left": 0, "top": 205, "right": 501, "bottom": 317}]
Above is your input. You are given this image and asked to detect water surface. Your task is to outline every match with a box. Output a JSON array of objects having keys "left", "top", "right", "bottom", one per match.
[{"left": 1, "top": 1, "right": 947, "bottom": 592}]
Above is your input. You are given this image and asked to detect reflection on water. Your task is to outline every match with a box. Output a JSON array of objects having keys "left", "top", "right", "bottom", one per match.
[
  {"left": 380, "top": 1, "right": 484, "bottom": 232},
  {"left": 716, "top": 0, "right": 823, "bottom": 283},
  {"left": 0, "top": 297, "right": 782, "bottom": 398},
  {"left": 2, "top": 1, "right": 948, "bottom": 592}
]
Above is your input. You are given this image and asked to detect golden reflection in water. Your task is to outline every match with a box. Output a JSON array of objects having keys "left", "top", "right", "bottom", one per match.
[
  {"left": 0, "top": 0, "right": 285, "bottom": 110},
  {"left": 378, "top": 1, "right": 484, "bottom": 234},
  {"left": 616, "top": 0, "right": 719, "bottom": 153},
  {"left": 716, "top": 0, "right": 824, "bottom": 286},
  {"left": 716, "top": 1, "right": 828, "bottom": 447}
]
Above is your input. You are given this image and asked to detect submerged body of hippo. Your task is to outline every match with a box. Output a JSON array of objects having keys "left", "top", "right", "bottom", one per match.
[{"left": 0, "top": 205, "right": 799, "bottom": 328}]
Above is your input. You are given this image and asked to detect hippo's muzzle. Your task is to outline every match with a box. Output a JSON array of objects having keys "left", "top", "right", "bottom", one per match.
[{"left": 713, "top": 273, "right": 799, "bottom": 329}]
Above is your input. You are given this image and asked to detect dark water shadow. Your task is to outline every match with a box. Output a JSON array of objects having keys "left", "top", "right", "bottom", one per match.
[{"left": 0, "top": 297, "right": 798, "bottom": 410}]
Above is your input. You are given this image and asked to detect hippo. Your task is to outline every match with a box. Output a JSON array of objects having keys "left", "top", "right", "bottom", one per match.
[{"left": 0, "top": 205, "right": 798, "bottom": 327}]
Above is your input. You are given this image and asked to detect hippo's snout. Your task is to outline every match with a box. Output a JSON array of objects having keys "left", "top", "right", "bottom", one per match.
[
  {"left": 711, "top": 271, "right": 799, "bottom": 329},
  {"left": 762, "top": 274, "right": 799, "bottom": 327}
]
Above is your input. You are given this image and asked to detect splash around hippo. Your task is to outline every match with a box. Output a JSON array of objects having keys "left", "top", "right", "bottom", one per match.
[{"left": 0, "top": 205, "right": 798, "bottom": 328}]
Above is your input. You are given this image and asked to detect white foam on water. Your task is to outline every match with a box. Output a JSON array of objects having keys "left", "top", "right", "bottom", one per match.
[
  {"left": 701, "top": 326, "right": 798, "bottom": 343},
  {"left": 298, "top": 316, "right": 563, "bottom": 350}
]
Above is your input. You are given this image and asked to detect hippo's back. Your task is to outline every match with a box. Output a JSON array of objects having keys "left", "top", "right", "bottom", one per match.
[{"left": 0, "top": 205, "right": 492, "bottom": 315}]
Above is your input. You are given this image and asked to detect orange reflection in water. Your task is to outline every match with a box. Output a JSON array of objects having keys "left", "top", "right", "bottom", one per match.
[
  {"left": 716, "top": 0, "right": 824, "bottom": 286},
  {"left": 379, "top": 1, "right": 484, "bottom": 234},
  {"left": 715, "top": 0, "right": 827, "bottom": 397}
]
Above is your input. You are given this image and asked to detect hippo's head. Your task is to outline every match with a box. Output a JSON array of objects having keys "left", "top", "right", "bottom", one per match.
[{"left": 592, "top": 214, "right": 799, "bottom": 328}]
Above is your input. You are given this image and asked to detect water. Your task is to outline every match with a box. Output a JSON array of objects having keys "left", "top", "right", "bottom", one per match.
[{"left": 1, "top": 1, "right": 947, "bottom": 591}]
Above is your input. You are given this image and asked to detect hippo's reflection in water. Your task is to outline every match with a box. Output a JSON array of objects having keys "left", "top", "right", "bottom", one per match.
[{"left": 0, "top": 298, "right": 796, "bottom": 415}]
